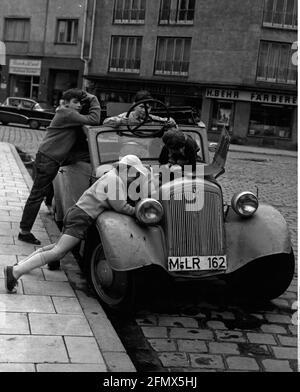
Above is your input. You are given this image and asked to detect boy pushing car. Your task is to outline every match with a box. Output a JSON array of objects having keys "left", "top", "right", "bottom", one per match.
[{"left": 19, "top": 89, "right": 101, "bottom": 246}]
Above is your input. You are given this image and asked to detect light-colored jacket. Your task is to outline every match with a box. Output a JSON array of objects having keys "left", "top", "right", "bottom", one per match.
[{"left": 76, "top": 168, "right": 135, "bottom": 220}]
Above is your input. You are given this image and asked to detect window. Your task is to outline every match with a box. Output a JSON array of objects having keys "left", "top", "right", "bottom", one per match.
[
  {"left": 155, "top": 37, "right": 191, "bottom": 76},
  {"left": 263, "top": 0, "right": 297, "bottom": 29},
  {"left": 256, "top": 41, "right": 297, "bottom": 84},
  {"left": 10, "top": 75, "right": 40, "bottom": 100},
  {"left": 109, "top": 36, "right": 142, "bottom": 73},
  {"left": 159, "top": 0, "right": 195, "bottom": 24},
  {"left": 113, "top": 0, "right": 146, "bottom": 23},
  {"left": 4, "top": 18, "right": 30, "bottom": 42},
  {"left": 249, "top": 104, "right": 292, "bottom": 139},
  {"left": 211, "top": 101, "right": 235, "bottom": 134},
  {"left": 96, "top": 130, "right": 202, "bottom": 164},
  {"left": 56, "top": 19, "right": 79, "bottom": 44}
]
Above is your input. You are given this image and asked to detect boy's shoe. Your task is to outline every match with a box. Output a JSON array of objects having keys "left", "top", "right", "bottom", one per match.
[
  {"left": 4, "top": 266, "right": 18, "bottom": 293},
  {"left": 47, "top": 260, "right": 61, "bottom": 271},
  {"left": 18, "top": 233, "right": 41, "bottom": 245}
]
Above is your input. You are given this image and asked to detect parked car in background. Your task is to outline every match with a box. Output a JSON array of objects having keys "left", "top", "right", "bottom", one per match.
[
  {"left": 0, "top": 97, "right": 55, "bottom": 129},
  {"left": 53, "top": 99, "right": 295, "bottom": 312}
]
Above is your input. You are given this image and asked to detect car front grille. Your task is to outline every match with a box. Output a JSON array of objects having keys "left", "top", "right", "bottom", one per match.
[{"left": 165, "top": 189, "right": 225, "bottom": 257}]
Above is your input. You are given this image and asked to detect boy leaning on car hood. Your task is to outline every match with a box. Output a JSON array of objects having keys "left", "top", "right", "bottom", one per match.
[
  {"left": 18, "top": 88, "right": 101, "bottom": 246},
  {"left": 4, "top": 155, "right": 149, "bottom": 294}
]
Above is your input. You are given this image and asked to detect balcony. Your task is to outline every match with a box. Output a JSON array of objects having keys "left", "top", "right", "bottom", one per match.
[
  {"left": 159, "top": 9, "right": 194, "bottom": 25},
  {"left": 256, "top": 66, "right": 297, "bottom": 85},
  {"left": 109, "top": 58, "right": 141, "bottom": 73},
  {"left": 155, "top": 60, "right": 189, "bottom": 76},
  {"left": 263, "top": 10, "right": 297, "bottom": 30},
  {"left": 113, "top": 8, "right": 145, "bottom": 24}
]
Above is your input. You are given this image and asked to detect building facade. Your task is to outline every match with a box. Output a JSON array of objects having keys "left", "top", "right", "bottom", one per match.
[
  {"left": 86, "top": 0, "right": 297, "bottom": 149},
  {"left": 0, "top": 0, "right": 93, "bottom": 107}
]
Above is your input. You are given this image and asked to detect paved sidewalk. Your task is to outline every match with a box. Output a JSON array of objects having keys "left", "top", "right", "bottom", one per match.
[
  {"left": 0, "top": 142, "right": 136, "bottom": 373},
  {"left": 228, "top": 144, "right": 297, "bottom": 158}
]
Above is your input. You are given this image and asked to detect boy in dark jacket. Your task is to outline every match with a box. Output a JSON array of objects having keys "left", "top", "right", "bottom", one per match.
[
  {"left": 159, "top": 128, "right": 200, "bottom": 169},
  {"left": 19, "top": 88, "right": 100, "bottom": 245}
]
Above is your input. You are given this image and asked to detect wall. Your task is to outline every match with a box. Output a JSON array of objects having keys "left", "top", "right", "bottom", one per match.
[
  {"left": 0, "top": 0, "right": 86, "bottom": 102},
  {"left": 90, "top": 0, "right": 296, "bottom": 89}
]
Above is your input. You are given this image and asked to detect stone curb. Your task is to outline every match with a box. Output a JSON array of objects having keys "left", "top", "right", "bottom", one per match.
[
  {"left": 8, "top": 142, "right": 136, "bottom": 373},
  {"left": 228, "top": 145, "right": 297, "bottom": 158}
]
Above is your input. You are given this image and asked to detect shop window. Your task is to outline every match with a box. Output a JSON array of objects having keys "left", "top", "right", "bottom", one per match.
[
  {"left": 4, "top": 18, "right": 30, "bottom": 42},
  {"left": 159, "top": 0, "right": 195, "bottom": 24},
  {"left": 10, "top": 75, "right": 40, "bottom": 100},
  {"left": 263, "top": 0, "right": 297, "bottom": 29},
  {"left": 109, "top": 36, "right": 142, "bottom": 73},
  {"left": 210, "top": 101, "right": 235, "bottom": 134},
  {"left": 113, "top": 0, "right": 146, "bottom": 24},
  {"left": 155, "top": 37, "right": 191, "bottom": 76},
  {"left": 56, "top": 19, "right": 79, "bottom": 44},
  {"left": 256, "top": 41, "right": 297, "bottom": 84},
  {"left": 248, "top": 104, "right": 292, "bottom": 138}
]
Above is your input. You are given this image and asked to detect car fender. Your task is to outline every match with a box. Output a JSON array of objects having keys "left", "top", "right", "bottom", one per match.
[
  {"left": 0, "top": 110, "right": 28, "bottom": 124},
  {"left": 225, "top": 203, "right": 292, "bottom": 274},
  {"left": 95, "top": 211, "right": 167, "bottom": 271},
  {"left": 27, "top": 116, "right": 52, "bottom": 126},
  {"left": 53, "top": 162, "right": 92, "bottom": 220}
]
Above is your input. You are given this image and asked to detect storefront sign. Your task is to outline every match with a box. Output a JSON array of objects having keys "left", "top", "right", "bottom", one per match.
[
  {"left": 206, "top": 88, "right": 297, "bottom": 106},
  {"left": 9, "top": 59, "right": 41, "bottom": 76}
]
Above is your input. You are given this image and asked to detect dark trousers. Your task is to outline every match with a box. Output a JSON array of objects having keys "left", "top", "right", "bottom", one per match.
[
  {"left": 20, "top": 152, "right": 60, "bottom": 232},
  {"left": 45, "top": 183, "right": 54, "bottom": 207}
]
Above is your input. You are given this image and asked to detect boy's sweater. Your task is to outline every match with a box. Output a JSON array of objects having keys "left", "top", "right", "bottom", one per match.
[
  {"left": 39, "top": 94, "right": 100, "bottom": 163},
  {"left": 76, "top": 168, "right": 135, "bottom": 219}
]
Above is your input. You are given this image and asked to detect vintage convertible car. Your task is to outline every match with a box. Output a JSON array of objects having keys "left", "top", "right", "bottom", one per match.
[
  {"left": 53, "top": 100, "right": 295, "bottom": 311},
  {"left": 0, "top": 97, "right": 54, "bottom": 129}
]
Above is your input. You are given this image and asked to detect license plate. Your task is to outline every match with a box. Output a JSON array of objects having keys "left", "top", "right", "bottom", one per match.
[{"left": 168, "top": 256, "right": 227, "bottom": 272}]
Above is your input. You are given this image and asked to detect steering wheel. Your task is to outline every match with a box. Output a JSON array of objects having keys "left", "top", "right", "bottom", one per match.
[{"left": 126, "top": 99, "right": 171, "bottom": 138}]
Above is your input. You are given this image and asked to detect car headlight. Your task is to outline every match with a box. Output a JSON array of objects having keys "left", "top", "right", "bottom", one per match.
[
  {"left": 231, "top": 192, "right": 259, "bottom": 218},
  {"left": 135, "top": 199, "right": 164, "bottom": 225}
]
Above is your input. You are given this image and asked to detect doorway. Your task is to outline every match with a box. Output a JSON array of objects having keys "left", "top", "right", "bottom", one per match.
[{"left": 48, "top": 69, "right": 79, "bottom": 107}]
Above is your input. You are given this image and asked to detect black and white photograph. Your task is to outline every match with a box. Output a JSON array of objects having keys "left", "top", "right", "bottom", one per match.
[{"left": 0, "top": 0, "right": 298, "bottom": 377}]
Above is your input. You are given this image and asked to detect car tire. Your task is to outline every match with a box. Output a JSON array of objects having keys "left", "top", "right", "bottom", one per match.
[
  {"left": 88, "top": 242, "right": 138, "bottom": 313},
  {"left": 227, "top": 250, "right": 295, "bottom": 301},
  {"left": 29, "top": 119, "right": 40, "bottom": 129}
]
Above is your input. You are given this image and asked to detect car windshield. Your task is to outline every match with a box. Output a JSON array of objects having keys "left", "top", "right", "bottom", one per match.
[{"left": 96, "top": 129, "right": 204, "bottom": 164}]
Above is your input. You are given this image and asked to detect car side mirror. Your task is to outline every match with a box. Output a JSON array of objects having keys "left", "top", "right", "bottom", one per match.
[{"left": 208, "top": 143, "right": 218, "bottom": 153}]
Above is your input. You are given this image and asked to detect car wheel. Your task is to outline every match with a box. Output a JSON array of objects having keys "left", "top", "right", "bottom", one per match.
[
  {"left": 29, "top": 119, "right": 40, "bottom": 129},
  {"left": 227, "top": 251, "right": 295, "bottom": 301},
  {"left": 88, "top": 243, "right": 137, "bottom": 313}
]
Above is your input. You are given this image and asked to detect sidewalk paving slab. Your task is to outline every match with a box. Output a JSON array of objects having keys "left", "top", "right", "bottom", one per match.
[
  {"left": 0, "top": 335, "right": 69, "bottom": 363},
  {"left": 0, "top": 142, "right": 136, "bottom": 373}
]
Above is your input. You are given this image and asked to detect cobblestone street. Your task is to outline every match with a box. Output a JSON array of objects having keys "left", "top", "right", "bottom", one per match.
[
  {"left": 0, "top": 126, "right": 44, "bottom": 159},
  {"left": 133, "top": 150, "right": 297, "bottom": 372},
  {"left": 0, "top": 125, "right": 298, "bottom": 372}
]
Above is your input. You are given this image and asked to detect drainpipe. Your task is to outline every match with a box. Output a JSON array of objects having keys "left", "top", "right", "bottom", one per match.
[
  {"left": 89, "top": 0, "right": 96, "bottom": 63},
  {"left": 80, "top": 0, "right": 88, "bottom": 90},
  {"left": 80, "top": 0, "right": 96, "bottom": 90}
]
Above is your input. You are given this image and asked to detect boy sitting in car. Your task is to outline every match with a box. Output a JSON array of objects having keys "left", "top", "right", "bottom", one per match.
[{"left": 103, "top": 90, "right": 176, "bottom": 128}]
